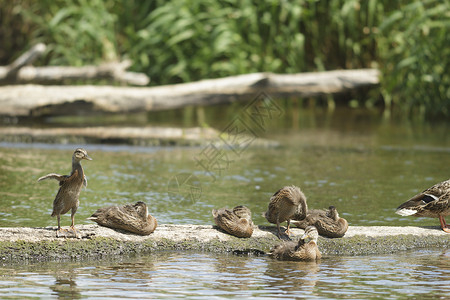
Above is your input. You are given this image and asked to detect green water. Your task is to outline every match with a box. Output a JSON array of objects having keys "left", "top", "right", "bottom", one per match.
[
  {"left": 1, "top": 250, "right": 449, "bottom": 298},
  {"left": 0, "top": 107, "right": 448, "bottom": 229}
]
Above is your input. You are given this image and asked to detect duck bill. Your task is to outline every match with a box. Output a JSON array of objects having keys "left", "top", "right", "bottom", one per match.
[
  {"left": 84, "top": 155, "right": 93, "bottom": 161},
  {"left": 300, "top": 232, "right": 309, "bottom": 240}
]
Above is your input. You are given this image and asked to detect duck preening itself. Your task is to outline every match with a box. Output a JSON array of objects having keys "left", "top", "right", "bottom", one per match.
[
  {"left": 269, "top": 226, "right": 321, "bottom": 261},
  {"left": 88, "top": 201, "right": 157, "bottom": 235},
  {"left": 396, "top": 179, "right": 450, "bottom": 233},
  {"left": 292, "top": 206, "right": 348, "bottom": 238},
  {"left": 38, "top": 148, "right": 92, "bottom": 236},
  {"left": 264, "top": 185, "right": 308, "bottom": 238},
  {"left": 212, "top": 205, "right": 254, "bottom": 238}
]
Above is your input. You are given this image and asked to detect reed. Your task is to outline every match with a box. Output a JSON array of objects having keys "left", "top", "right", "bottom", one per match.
[{"left": 1, "top": 0, "right": 447, "bottom": 118}]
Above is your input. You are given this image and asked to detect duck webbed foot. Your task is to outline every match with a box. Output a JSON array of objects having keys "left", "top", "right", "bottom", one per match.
[
  {"left": 56, "top": 227, "right": 69, "bottom": 238},
  {"left": 55, "top": 227, "right": 80, "bottom": 238},
  {"left": 276, "top": 225, "right": 291, "bottom": 240},
  {"left": 439, "top": 216, "right": 450, "bottom": 233}
]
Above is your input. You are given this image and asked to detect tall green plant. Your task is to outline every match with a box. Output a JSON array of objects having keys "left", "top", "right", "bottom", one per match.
[
  {"left": 133, "top": 0, "right": 380, "bottom": 84},
  {"left": 5, "top": 0, "right": 447, "bottom": 118},
  {"left": 19, "top": 0, "right": 119, "bottom": 66},
  {"left": 378, "top": 0, "right": 450, "bottom": 118}
]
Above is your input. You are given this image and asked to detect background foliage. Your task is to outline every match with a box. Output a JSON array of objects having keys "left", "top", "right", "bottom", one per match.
[{"left": 0, "top": 0, "right": 448, "bottom": 118}]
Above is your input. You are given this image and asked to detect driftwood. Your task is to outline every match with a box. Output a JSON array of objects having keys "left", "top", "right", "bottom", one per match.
[
  {"left": 0, "top": 126, "right": 220, "bottom": 146},
  {"left": 0, "top": 69, "right": 379, "bottom": 117},
  {"left": 0, "top": 126, "right": 279, "bottom": 147},
  {"left": 0, "top": 43, "right": 149, "bottom": 86}
]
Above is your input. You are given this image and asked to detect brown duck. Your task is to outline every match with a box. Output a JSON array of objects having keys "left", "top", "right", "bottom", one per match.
[
  {"left": 292, "top": 206, "right": 348, "bottom": 238},
  {"left": 88, "top": 201, "right": 157, "bottom": 235},
  {"left": 264, "top": 185, "right": 308, "bottom": 238},
  {"left": 38, "top": 148, "right": 92, "bottom": 235},
  {"left": 269, "top": 226, "right": 321, "bottom": 261},
  {"left": 212, "top": 205, "right": 254, "bottom": 238},
  {"left": 396, "top": 179, "right": 450, "bottom": 233}
]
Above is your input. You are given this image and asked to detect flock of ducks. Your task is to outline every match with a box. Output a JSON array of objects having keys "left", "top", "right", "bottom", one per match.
[{"left": 38, "top": 148, "right": 450, "bottom": 261}]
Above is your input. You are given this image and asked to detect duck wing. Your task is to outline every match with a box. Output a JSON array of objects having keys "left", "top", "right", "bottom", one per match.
[
  {"left": 38, "top": 171, "right": 78, "bottom": 186},
  {"left": 212, "top": 208, "right": 253, "bottom": 238},
  {"left": 396, "top": 179, "right": 450, "bottom": 217},
  {"left": 232, "top": 205, "right": 252, "bottom": 220}
]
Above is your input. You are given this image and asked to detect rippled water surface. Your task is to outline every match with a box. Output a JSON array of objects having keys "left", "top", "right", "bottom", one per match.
[
  {"left": 0, "top": 107, "right": 449, "bottom": 298},
  {"left": 1, "top": 250, "right": 449, "bottom": 299}
]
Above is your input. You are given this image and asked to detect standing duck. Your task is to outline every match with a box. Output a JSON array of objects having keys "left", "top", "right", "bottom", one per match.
[
  {"left": 292, "top": 206, "right": 348, "bottom": 238},
  {"left": 396, "top": 179, "right": 450, "bottom": 233},
  {"left": 269, "top": 226, "right": 321, "bottom": 261},
  {"left": 38, "top": 148, "right": 92, "bottom": 235},
  {"left": 88, "top": 201, "right": 157, "bottom": 235},
  {"left": 264, "top": 185, "right": 308, "bottom": 238},
  {"left": 212, "top": 205, "right": 254, "bottom": 238}
]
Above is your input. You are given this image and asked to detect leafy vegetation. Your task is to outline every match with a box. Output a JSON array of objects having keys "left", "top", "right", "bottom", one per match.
[
  {"left": 377, "top": 0, "right": 450, "bottom": 118},
  {"left": 0, "top": 0, "right": 448, "bottom": 118}
]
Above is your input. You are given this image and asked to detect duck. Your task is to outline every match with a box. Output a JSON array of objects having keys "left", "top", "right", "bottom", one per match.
[
  {"left": 212, "top": 205, "right": 254, "bottom": 238},
  {"left": 38, "top": 148, "right": 92, "bottom": 235},
  {"left": 269, "top": 226, "right": 321, "bottom": 261},
  {"left": 88, "top": 201, "right": 157, "bottom": 235},
  {"left": 396, "top": 179, "right": 450, "bottom": 233},
  {"left": 292, "top": 206, "right": 348, "bottom": 238},
  {"left": 264, "top": 185, "right": 308, "bottom": 238}
]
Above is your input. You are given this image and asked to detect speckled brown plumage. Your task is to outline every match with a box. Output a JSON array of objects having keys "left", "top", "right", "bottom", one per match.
[
  {"left": 88, "top": 201, "right": 157, "bottom": 235},
  {"left": 264, "top": 185, "right": 308, "bottom": 238},
  {"left": 292, "top": 206, "right": 348, "bottom": 238},
  {"left": 396, "top": 179, "right": 450, "bottom": 233},
  {"left": 212, "top": 205, "right": 253, "bottom": 238},
  {"left": 269, "top": 226, "right": 321, "bottom": 261},
  {"left": 38, "top": 148, "right": 92, "bottom": 234}
]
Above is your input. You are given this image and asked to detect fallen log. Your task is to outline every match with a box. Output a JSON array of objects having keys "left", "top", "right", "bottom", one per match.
[
  {"left": 0, "top": 126, "right": 219, "bottom": 146},
  {"left": 0, "top": 43, "right": 149, "bottom": 86},
  {"left": 0, "top": 126, "right": 278, "bottom": 147},
  {"left": 0, "top": 225, "right": 448, "bottom": 262},
  {"left": 0, "top": 43, "right": 46, "bottom": 81},
  {"left": 0, "top": 69, "right": 380, "bottom": 117},
  {"left": 0, "top": 61, "right": 149, "bottom": 86}
]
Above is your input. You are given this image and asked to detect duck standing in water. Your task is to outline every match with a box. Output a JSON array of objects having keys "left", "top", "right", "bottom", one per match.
[
  {"left": 292, "top": 206, "right": 348, "bottom": 238},
  {"left": 269, "top": 226, "right": 321, "bottom": 261},
  {"left": 38, "top": 148, "right": 92, "bottom": 235},
  {"left": 212, "top": 205, "right": 254, "bottom": 238},
  {"left": 264, "top": 185, "right": 308, "bottom": 238},
  {"left": 89, "top": 201, "right": 157, "bottom": 235},
  {"left": 396, "top": 179, "right": 450, "bottom": 233}
]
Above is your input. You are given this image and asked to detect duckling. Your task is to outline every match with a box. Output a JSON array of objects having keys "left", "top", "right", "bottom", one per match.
[
  {"left": 269, "top": 226, "right": 321, "bottom": 261},
  {"left": 264, "top": 186, "right": 308, "bottom": 238},
  {"left": 396, "top": 179, "right": 450, "bottom": 233},
  {"left": 88, "top": 201, "right": 157, "bottom": 235},
  {"left": 292, "top": 206, "right": 348, "bottom": 238},
  {"left": 38, "top": 148, "right": 92, "bottom": 235},
  {"left": 212, "top": 205, "right": 254, "bottom": 238}
]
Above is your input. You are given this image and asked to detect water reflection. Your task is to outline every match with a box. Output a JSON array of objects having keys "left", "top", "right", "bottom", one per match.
[
  {"left": 51, "top": 275, "right": 81, "bottom": 299},
  {"left": 1, "top": 250, "right": 449, "bottom": 298},
  {"left": 264, "top": 259, "right": 320, "bottom": 294}
]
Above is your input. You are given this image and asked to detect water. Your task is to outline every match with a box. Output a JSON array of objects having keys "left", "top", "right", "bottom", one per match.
[
  {"left": 0, "top": 106, "right": 449, "bottom": 298},
  {"left": 1, "top": 250, "right": 449, "bottom": 299}
]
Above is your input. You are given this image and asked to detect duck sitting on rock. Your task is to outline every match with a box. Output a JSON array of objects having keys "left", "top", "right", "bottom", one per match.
[
  {"left": 269, "top": 226, "right": 321, "bottom": 261},
  {"left": 88, "top": 201, "right": 157, "bottom": 235},
  {"left": 292, "top": 206, "right": 348, "bottom": 238},
  {"left": 264, "top": 185, "right": 308, "bottom": 238},
  {"left": 212, "top": 205, "right": 254, "bottom": 238},
  {"left": 396, "top": 179, "right": 450, "bottom": 233}
]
